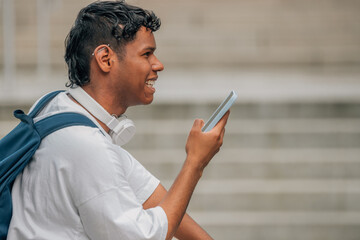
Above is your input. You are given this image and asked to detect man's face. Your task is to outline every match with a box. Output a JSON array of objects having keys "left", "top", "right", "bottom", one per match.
[{"left": 110, "top": 26, "right": 164, "bottom": 108}]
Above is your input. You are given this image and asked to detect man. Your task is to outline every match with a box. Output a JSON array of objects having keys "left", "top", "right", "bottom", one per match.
[{"left": 8, "top": 1, "right": 229, "bottom": 239}]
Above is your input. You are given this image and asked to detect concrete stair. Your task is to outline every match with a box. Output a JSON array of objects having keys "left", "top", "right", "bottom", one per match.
[
  {"left": 124, "top": 102, "right": 360, "bottom": 240},
  {"left": 185, "top": 211, "right": 360, "bottom": 240}
]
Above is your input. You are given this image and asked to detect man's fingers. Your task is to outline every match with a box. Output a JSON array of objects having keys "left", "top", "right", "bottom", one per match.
[
  {"left": 221, "top": 127, "right": 226, "bottom": 139},
  {"left": 193, "top": 119, "right": 204, "bottom": 130},
  {"left": 212, "top": 110, "right": 230, "bottom": 132},
  {"left": 193, "top": 110, "right": 230, "bottom": 134}
]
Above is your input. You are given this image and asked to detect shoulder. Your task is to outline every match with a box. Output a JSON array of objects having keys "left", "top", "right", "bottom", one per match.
[
  {"left": 40, "top": 125, "right": 128, "bottom": 170},
  {"left": 33, "top": 90, "right": 134, "bottom": 177},
  {"left": 36, "top": 126, "right": 134, "bottom": 205}
]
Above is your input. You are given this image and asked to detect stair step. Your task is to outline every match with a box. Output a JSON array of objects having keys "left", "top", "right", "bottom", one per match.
[
  {"left": 135, "top": 149, "right": 360, "bottom": 164},
  {"left": 162, "top": 179, "right": 360, "bottom": 194},
  {"left": 188, "top": 192, "right": 360, "bottom": 212},
  {"left": 184, "top": 180, "right": 360, "bottom": 211},
  {"left": 133, "top": 119, "right": 360, "bottom": 134},
  {"left": 135, "top": 149, "right": 360, "bottom": 180},
  {"left": 190, "top": 211, "right": 360, "bottom": 225},
  {"left": 188, "top": 211, "right": 360, "bottom": 240},
  {"left": 124, "top": 118, "right": 360, "bottom": 149},
  {"left": 163, "top": 180, "right": 360, "bottom": 211},
  {"left": 161, "top": 180, "right": 360, "bottom": 211},
  {"left": 127, "top": 132, "right": 360, "bottom": 149},
  {"left": 126, "top": 102, "right": 360, "bottom": 119}
]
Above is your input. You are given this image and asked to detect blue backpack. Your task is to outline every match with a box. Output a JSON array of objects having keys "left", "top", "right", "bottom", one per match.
[{"left": 0, "top": 90, "right": 98, "bottom": 239}]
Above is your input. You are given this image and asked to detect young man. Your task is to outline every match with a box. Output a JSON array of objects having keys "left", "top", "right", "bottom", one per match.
[{"left": 7, "top": 1, "right": 229, "bottom": 239}]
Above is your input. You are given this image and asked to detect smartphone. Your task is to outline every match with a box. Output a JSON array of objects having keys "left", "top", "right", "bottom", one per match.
[{"left": 202, "top": 90, "right": 238, "bottom": 132}]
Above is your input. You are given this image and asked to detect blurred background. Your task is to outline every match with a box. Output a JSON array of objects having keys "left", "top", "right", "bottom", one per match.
[{"left": 1, "top": 0, "right": 360, "bottom": 239}]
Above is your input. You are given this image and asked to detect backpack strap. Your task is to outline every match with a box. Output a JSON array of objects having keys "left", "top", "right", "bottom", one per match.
[
  {"left": 35, "top": 112, "right": 98, "bottom": 138},
  {"left": 28, "top": 90, "right": 64, "bottom": 118},
  {"left": 13, "top": 90, "right": 98, "bottom": 138}
]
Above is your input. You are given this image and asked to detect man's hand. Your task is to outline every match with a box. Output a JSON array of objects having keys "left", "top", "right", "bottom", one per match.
[{"left": 185, "top": 111, "right": 230, "bottom": 174}]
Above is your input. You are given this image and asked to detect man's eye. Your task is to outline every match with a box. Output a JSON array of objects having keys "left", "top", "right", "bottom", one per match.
[{"left": 143, "top": 52, "right": 151, "bottom": 57}]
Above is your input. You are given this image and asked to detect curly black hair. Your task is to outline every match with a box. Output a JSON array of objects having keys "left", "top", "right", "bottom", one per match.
[{"left": 64, "top": 0, "right": 161, "bottom": 87}]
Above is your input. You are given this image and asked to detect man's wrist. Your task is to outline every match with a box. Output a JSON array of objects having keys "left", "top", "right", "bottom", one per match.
[{"left": 183, "top": 156, "right": 204, "bottom": 179}]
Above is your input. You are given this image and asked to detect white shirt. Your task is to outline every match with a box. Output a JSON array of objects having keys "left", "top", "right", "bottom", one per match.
[{"left": 7, "top": 91, "right": 168, "bottom": 240}]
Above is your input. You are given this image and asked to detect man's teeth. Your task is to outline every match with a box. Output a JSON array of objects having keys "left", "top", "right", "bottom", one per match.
[{"left": 146, "top": 80, "right": 155, "bottom": 87}]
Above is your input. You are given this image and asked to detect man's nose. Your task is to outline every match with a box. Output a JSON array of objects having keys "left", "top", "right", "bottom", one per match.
[{"left": 152, "top": 55, "right": 164, "bottom": 72}]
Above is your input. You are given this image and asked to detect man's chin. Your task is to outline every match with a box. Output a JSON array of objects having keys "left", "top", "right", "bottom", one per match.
[
  {"left": 143, "top": 97, "right": 154, "bottom": 105},
  {"left": 130, "top": 97, "right": 154, "bottom": 107},
  {"left": 142, "top": 93, "right": 155, "bottom": 105}
]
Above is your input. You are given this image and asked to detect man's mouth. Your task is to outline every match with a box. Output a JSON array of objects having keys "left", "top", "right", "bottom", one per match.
[{"left": 145, "top": 80, "right": 156, "bottom": 88}]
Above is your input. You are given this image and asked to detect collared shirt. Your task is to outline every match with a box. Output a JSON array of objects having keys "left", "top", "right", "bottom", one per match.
[{"left": 7, "top": 91, "right": 168, "bottom": 240}]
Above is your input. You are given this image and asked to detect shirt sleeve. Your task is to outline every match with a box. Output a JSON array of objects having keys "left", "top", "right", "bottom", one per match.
[
  {"left": 122, "top": 150, "right": 161, "bottom": 204},
  {"left": 78, "top": 185, "right": 168, "bottom": 240}
]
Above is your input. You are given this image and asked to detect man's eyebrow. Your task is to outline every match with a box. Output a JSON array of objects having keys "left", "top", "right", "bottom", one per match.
[{"left": 143, "top": 46, "right": 156, "bottom": 52}]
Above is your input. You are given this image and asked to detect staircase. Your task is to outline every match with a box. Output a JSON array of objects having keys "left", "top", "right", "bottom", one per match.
[{"left": 124, "top": 101, "right": 360, "bottom": 240}]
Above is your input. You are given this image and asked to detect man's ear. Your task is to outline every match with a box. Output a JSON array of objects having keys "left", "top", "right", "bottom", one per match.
[{"left": 93, "top": 44, "right": 115, "bottom": 72}]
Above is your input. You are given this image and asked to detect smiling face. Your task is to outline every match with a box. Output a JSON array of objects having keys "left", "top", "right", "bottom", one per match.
[{"left": 109, "top": 26, "right": 164, "bottom": 108}]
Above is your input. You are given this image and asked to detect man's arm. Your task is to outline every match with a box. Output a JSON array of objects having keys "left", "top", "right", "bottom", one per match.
[
  {"left": 143, "top": 184, "right": 213, "bottom": 239},
  {"left": 144, "top": 111, "right": 229, "bottom": 240}
]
